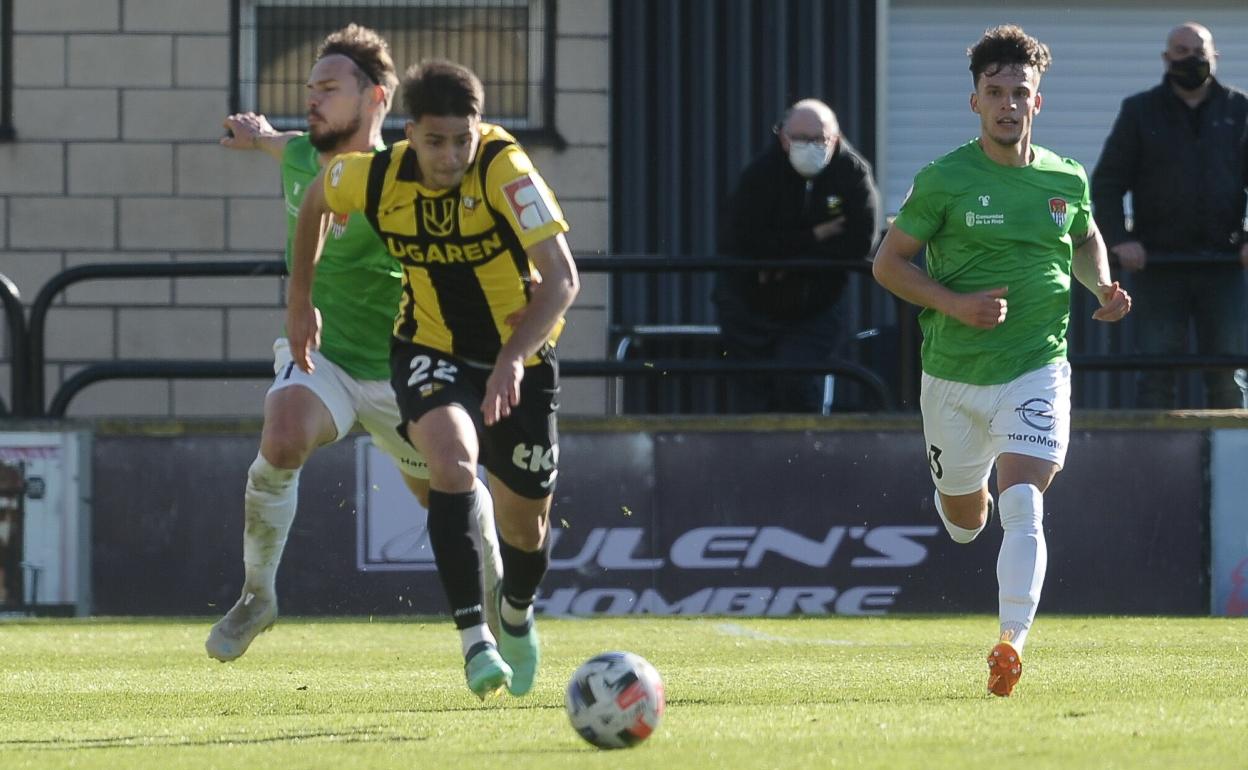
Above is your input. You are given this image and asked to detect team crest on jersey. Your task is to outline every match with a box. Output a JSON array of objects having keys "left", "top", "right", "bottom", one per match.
[
  {"left": 502, "top": 174, "right": 556, "bottom": 231},
  {"left": 329, "top": 212, "right": 349, "bottom": 239},
  {"left": 1048, "top": 197, "right": 1068, "bottom": 228},
  {"left": 421, "top": 198, "right": 456, "bottom": 237},
  {"left": 329, "top": 160, "right": 344, "bottom": 188}
]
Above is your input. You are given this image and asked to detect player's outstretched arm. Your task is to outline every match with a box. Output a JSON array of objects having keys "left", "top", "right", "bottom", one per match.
[
  {"left": 1072, "top": 221, "right": 1132, "bottom": 322},
  {"left": 286, "top": 171, "right": 334, "bottom": 372},
  {"left": 220, "top": 112, "right": 300, "bottom": 162},
  {"left": 872, "top": 225, "right": 1008, "bottom": 329},
  {"left": 481, "top": 233, "right": 579, "bottom": 426}
]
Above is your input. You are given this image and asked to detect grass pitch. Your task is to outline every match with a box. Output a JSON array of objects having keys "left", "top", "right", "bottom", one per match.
[{"left": 0, "top": 615, "right": 1244, "bottom": 770}]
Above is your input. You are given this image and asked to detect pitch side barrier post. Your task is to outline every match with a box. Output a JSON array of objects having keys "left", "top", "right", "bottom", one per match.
[{"left": 0, "top": 272, "right": 25, "bottom": 416}]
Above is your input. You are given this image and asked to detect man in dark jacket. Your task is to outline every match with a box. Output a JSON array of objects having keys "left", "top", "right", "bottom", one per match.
[
  {"left": 715, "top": 98, "right": 881, "bottom": 413},
  {"left": 1091, "top": 22, "right": 1248, "bottom": 409}
]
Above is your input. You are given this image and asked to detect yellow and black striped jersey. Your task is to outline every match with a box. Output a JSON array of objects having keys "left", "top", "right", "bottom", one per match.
[{"left": 323, "top": 123, "right": 570, "bottom": 365}]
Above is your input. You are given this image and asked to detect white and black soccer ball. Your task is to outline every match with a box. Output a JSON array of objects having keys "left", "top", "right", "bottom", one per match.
[{"left": 565, "top": 651, "right": 665, "bottom": 750}]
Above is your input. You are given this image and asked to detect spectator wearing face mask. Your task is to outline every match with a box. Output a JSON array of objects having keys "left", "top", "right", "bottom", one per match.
[
  {"left": 714, "top": 98, "right": 882, "bottom": 413},
  {"left": 1091, "top": 22, "right": 1248, "bottom": 409}
]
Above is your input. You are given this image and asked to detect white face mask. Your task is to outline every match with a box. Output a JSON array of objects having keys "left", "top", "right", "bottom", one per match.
[{"left": 788, "top": 141, "right": 830, "bottom": 177}]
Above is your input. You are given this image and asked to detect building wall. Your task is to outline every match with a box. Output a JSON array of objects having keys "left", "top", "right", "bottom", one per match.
[{"left": 0, "top": 0, "right": 611, "bottom": 416}]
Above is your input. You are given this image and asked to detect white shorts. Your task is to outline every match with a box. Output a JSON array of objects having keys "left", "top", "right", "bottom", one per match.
[
  {"left": 919, "top": 361, "right": 1071, "bottom": 496},
  {"left": 268, "top": 338, "right": 428, "bottom": 479}
]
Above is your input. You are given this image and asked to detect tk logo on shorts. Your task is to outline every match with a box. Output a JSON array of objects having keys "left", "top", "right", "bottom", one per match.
[
  {"left": 513, "top": 442, "right": 557, "bottom": 474},
  {"left": 421, "top": 197, "right": 456, "bottom": 237},
  {"left": 1048, "top": 197, "right": 1068, "bottom": 229},
  {"left": 1015, "top": 398, "right": 1056, "bottom": 432}
]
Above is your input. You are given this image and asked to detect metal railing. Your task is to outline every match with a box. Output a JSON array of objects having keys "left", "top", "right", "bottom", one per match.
[
  {"left": 14, "top": 258, "right": 1248, "bottom": 418},
  {"left": 23, "top": 258, "right": 901, "bottom": 417},
  {"left": 26, "top": 261, "right": 287, "bottom": 418},
  {"left": 0, "top": 272, "right": 25, "bottom": 416}
]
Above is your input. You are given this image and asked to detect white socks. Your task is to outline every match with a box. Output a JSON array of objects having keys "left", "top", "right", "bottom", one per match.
[
  {"left": 996, "top": 483, "right": 1046, "bottom": 651},
  {"left": 242, "top": 454, "right": 300, "bottom": 597},
  {"left": 933, "top": 490, "right": 988, "bottom": 544},
  {"left": 459, "top": 623, "right": 493, "bottom": 658},
  {"left": 501, "top": 597, "right": 533, "bottom": 629}
]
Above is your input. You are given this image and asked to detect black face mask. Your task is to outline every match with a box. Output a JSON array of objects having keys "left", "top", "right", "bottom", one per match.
[{"left": 1167, "top": 56, "right": 1212, "bottom": 91}]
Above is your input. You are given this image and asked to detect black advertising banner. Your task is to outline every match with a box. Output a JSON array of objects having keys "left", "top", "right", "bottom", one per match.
[
  {"left": 542, "top": 429, "right": 1206, "bottom": 616},
  {"left": 91, "top": 427, "right": 1208, "bottom": 616}
]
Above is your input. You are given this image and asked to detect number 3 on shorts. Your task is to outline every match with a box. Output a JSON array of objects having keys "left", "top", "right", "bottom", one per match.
[
  {"left": 406, "top": 354, "right": 459, "bottom": 387},
  {"left": 928, "top": 444, "right": 944, "bottom": 480}
]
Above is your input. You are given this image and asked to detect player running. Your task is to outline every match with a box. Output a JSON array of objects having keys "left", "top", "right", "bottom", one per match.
[
  {"left": 872, "top": 25, "right": 1131, "bottom": 696},
  {"left": 206, "top": 28, "right": 502, "bottom": 663},
  {"left": 287, "top": 60, "right": 578, "bottom": 699}
]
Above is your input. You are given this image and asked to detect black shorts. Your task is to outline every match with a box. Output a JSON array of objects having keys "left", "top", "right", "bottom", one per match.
[{"left": 390, "top": 339, "right": 560, "bottom": 499}]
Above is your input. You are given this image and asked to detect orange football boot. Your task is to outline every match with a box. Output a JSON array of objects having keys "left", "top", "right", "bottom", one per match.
[{"left": 987, "top": 640, "right": 1022, "bottom": 697}]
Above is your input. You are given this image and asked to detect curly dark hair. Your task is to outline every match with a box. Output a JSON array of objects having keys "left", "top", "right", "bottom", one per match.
[
  {"left": 401, "top": 59, "right": 484, "bottom": 120},
  {"left": 316, "top": 24, "right": 399, "bottom": 102},
  {"left": 967, "top": 25, "right": 1052, "bottom": 86}
]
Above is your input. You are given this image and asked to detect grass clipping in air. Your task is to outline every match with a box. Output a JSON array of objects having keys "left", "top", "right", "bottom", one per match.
[{"left": 0, "top": 615, "right": 1244, "bottom": 770}]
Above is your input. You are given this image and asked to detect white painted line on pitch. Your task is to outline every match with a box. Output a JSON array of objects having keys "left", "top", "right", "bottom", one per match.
[{"left": 713, "top": 622, "right": 858, "bottom": 646}]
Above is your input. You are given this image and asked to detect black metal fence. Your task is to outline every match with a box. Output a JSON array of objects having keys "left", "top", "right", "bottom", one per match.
[
  {"left": 10, "top": 259, "right": 901, "bottom": 418},
  {"left": 0, "top": 272, "right": 24, "bottom": 416},
  {"left": 3, "top": 259, "right": 1248, "bottom": 419}
]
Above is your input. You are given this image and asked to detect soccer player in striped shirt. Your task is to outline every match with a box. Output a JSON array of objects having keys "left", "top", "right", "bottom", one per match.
[
  {"left": 287, "top": 60, "right": 579, "bottom": 699},
  {"left": 205, "top": 27, "right": 502, "bottom": 663}
]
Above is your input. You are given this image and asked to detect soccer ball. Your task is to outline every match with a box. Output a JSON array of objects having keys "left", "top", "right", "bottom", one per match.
[{"left": 565, "top": 651, "right": 665, "bottom": 749}]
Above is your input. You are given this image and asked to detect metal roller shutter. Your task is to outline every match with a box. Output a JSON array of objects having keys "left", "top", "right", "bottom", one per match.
[{"left": 879, "top": 0, "right": 1248, "bottom": 214}]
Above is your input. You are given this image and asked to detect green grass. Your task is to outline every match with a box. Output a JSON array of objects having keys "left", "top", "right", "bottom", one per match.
[{"left": 0, "top": 616, "right": 1245, "bottom": 769}]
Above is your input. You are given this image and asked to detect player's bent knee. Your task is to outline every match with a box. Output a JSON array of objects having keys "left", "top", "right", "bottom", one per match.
[
  {"left": 495, "top": 502, "right": 549, "bottom": 549},
  {"left": 247, "top": 454, "right": 300, "bottom": 496},
  {"left": 934, "top": 490, "right": 987, "bottom": 544},
  {"left": 258, "top": 420, "right": 321, "bottom": 468},
  {"left": 258, "top": 442, "right": 313, "bottom": 470},
  {"left": 998, "top": 483, "right": 1043, "bottom": 532},
  {"left": 425, "top": 460, "right": 477, "bottom": 494}
]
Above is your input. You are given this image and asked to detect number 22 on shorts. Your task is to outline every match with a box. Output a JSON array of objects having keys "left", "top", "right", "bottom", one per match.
[{"left": 407, "top": 354, "right": 459, "bottom": 388}]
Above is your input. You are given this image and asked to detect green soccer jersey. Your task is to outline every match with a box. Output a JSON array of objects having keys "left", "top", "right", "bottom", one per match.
[
  {"left": 893, "top": 139, "right": 1091, "bottom": 385},
  {"left": 281, "top": 135, "right": 401, "bottom": 380}
]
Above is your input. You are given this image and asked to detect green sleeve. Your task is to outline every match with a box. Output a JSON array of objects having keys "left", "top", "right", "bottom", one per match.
[{"left": 893, "top": 164, "right": 947, "bottom": 243}]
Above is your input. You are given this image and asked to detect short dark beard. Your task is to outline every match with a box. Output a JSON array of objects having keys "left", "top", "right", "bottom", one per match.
[{"left": 308, "top": 113, "right": 363, "bottom": 153}]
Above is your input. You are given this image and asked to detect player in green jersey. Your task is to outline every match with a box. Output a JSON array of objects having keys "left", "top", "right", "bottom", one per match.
[
  {"left": 873, "top": 25, "right": 1131, "bottom": 696},
  {"left": 205, "top": 26, "right": 502, "bottom": 662}
]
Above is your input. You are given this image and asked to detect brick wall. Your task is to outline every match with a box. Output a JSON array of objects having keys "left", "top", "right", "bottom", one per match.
[{"left": 0, "top": 0, "right": 610, "bottom": 417}]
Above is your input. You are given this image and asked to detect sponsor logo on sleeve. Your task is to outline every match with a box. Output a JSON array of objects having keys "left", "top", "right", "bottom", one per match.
[{"left": 502, "top": 174, "right": 556, "bottom": 231}]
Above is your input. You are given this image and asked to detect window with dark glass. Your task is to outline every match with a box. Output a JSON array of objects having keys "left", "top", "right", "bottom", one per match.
[{"left": 233, "top": 0, "right": 556, "bottom": 142}]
